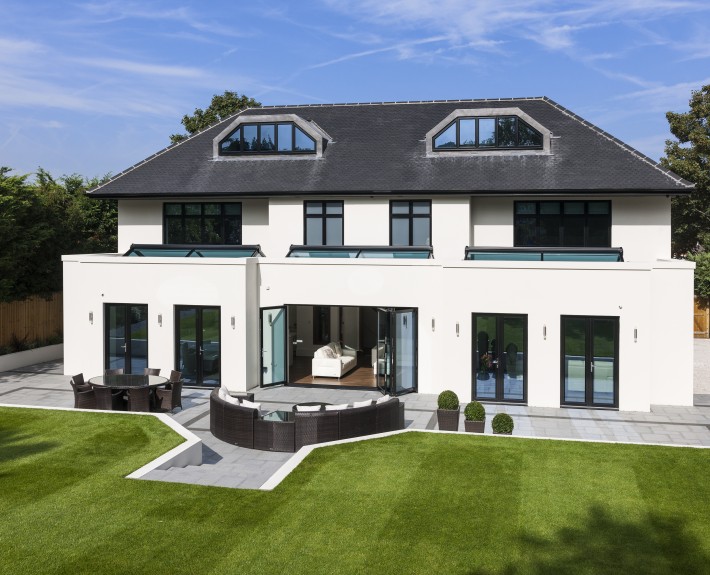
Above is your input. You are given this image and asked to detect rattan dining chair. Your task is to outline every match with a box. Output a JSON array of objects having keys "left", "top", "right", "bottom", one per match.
[
  {"left": 94, "top": 386, "right": 125, "bottom": 411},
  {"left": 127, "top": 386, "right": 151, "bottom": 412},
  {"left": 70, "top": 378, "right": 95, "bottom": 409},
  {"left": 155, "top": 370, "right": 183, "bottom": 412},
  {"left": 143, "top": 368, "right": 161, "bottom": 376}
]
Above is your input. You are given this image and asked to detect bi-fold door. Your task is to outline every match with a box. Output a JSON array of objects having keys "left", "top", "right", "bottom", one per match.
[{"left": 376, "top": 308, "right": 417, "bottom": 396}]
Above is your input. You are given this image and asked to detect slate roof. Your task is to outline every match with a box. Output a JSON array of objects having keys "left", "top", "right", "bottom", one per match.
[{"left": 88, "top": 97, "right": 692, "bottom": 198}]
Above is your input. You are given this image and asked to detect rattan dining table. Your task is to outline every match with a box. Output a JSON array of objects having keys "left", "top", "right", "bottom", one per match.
[{"left": 88, "top": 374, "right": 169, "bottom": 389}]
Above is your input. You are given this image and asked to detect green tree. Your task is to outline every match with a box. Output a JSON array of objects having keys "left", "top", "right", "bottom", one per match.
[
  {"left": 170, "top": 90, "right": 261, "bottom": 144},
  {"left": 660, "top": 84, "right": 710, "bottom": 255}
]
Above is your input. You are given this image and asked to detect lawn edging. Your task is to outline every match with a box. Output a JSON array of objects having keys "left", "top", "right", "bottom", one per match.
[{"left": 0, "top": 403, "right": 202, "bottom": 475}]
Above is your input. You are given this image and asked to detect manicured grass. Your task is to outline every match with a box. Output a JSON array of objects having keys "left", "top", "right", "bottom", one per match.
[{"left": 2, "top": 407, "right": 710, "bottom": 574}]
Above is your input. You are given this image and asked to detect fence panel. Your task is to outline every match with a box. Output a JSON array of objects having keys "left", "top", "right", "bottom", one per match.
[
  {"left": 694, "top": 296, "right": 709, "bottom": 338},
  {"left": 0, "top": 293, "right": 63, "bottom": 348}
]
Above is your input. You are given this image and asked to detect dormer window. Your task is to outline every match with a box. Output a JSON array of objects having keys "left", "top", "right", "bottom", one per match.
[
  {"left": 433, "top": 116, "right": 543, "bottom": 150},
  {"left": 219, "top": 122, "right": 316, "bottom": 155}
]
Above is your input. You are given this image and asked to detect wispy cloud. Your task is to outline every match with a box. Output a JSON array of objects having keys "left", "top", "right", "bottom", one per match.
[
  {"left": 613, "top": 78, "right": 710, "bottom": 112},
  {"left": 73, "top": 57, "right": 206, "bottom": 78}
]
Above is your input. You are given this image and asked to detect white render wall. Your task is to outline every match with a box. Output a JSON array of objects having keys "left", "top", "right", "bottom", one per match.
[{"left": 62, "top": 254, "right": 694, "bottom": 410}]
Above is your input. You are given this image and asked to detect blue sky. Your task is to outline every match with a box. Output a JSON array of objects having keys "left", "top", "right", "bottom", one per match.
[{"left": 2, "top": 0, "right": 710, "bottom": 180}]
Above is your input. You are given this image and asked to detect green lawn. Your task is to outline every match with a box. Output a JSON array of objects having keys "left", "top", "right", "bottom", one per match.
[{"left": 2, "top": 407, "right": 710, "bottom": 575}]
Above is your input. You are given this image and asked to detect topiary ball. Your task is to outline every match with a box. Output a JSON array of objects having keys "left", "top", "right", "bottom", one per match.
[
  {"left": 491, "top": 413, "right": 514, "bottom": 434},
  {"left": 464, "top": 401, "right": 485, "bottom": 421},
  {"left": 437, "top": 390, "right": 460, "bottom": 410}
]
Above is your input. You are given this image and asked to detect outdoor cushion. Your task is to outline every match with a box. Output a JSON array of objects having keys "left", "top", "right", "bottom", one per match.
[
  {"left": 376, "top": 395, "right": 392, "bottom": 404},
  {"left": 353, "top": 399, "right": 373, "bottom": 408},
  {"left": 223, "top": 393, "right": 240, "bottom": 406},
  {"left": 240, "top": 399, "right": 261, "bottom": 410},
  {"left": 218, "top": 387, "right": 229, "bottom": 401},
  {"left": 295, "top": 404, "right": 321, "bottom": 412},
  {"left": 325, "top": 403, "right": 349, "bottom": 411}
]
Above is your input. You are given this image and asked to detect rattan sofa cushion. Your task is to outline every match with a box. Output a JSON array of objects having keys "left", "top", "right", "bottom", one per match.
[{"left": 353, "top": 399, "right": 373, "bottom": 408}]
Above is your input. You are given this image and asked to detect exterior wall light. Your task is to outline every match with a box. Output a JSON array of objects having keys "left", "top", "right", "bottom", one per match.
[
  {"left": 431, "top": 318, "right": 435, "bottom": 332},
  {"left": 634, "top": 328, "right": 638, "bottom": 343},
  {"left": 231, "top": 316, "right": 236, "bottom": 329},
  {"left": 89, "top": 311, "right": 93, "bottom": 325},
  {"left": 456, "top": 322, "right": 460, "bottom": 337},
  {"left": 543, "top": 325, "right": 547, "bottom": 340},
  {"left": 158, "top": 313, "right": 162, "bottom": 327}
]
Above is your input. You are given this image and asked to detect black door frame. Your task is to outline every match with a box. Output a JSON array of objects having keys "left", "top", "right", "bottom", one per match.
[
  {"left": 104, "top": 303, "right": 148, "bottom": 375},
  {"left": 471, "top": 313, "right": 528, "bottom": 404},
  {"left": 260, "top": 306, "right": 288, "bottom": 387},
  {"left": 560, "top": 315, "right": 619, "bottom": 408},
  {"left": 174, "top": 305, "right": 221, "bottom": 387},
  {"left": 376, "top": 307, "right": 418, "bottom": 396}
]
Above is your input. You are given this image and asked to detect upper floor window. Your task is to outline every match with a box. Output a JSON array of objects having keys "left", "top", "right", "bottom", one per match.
[
  {"left": 433, "top": 116, "right": 543, "bottom": 150},
  {"left": 219, "top": 122, "right": 316, "bottom": 155},
  {"left": 304, "top": 201, "right": 343, "bottom": 246},
  {"left": 164, "top": 203, "right": 242, "bottom": 245},
  {"left": 514, "top": 201, "right": 611, "bottom": 247},
  {"left": 391, "top": 201, "right": 431, "bottom": 246}
]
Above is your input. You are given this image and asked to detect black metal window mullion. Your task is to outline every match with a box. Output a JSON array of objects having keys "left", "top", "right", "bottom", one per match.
[{"left": 164, "top": 203, "right": 242, "bottom": 245}]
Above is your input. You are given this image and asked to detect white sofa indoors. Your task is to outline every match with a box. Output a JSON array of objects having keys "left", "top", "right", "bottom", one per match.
[{"left": 312, "top": 342, "right": 357, "bottom": 379}]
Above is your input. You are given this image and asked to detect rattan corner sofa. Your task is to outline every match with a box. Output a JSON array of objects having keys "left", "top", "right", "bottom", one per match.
[{"left": 210, "top": 389, "right": 405, "bottom": 452}]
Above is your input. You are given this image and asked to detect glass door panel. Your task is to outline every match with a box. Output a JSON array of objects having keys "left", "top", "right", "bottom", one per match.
[
  {"left": 394, "top": 309, "right": 417, "bottom": 395},
  {"left": 261, "top": 307, "right": 286, "bottom": 386},
  {"left": 592, "top": 319, "right": 616, "bottom": 405},
  {"left": 562, "top": 316, "right": 618, "bottom": 407},
  {"left": 105, "top": 303, "right": 148, "bottom": 374},
  {"left": 474, "top": 315, "right": 497, "bottom": 399},
  {"left": 201, "top": 308, "right": 221, "bottom": 386},
  {"left": 473, "top": 314, "right": 527, "bottom": 403},
  {"left": 176, "top": 306, "right": 220, "bottom": 386},
  {"left": 563, "top": 318, "right": 587, "bottom": 404},
  {"left": 502, "top": 316, "right": 525, "bottom": 401},
  {"left": 376, "top": 308, "right": 391, "bottom": 394}
]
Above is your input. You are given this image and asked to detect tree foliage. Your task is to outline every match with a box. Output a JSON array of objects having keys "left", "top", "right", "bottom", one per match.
[
  {"left": 660, "top": 84, "right": 710, "bottom": 255},
  {"left": 0, "top": 168, "right": 116, "bottom": 302},
  {"left": 170, "top": 91, "right": 261, "bottom": 144}
]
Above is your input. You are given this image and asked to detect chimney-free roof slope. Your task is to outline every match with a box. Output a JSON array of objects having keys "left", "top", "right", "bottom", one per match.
[{"left": 88, "top": 97, "right": 692, "bottom": 198}]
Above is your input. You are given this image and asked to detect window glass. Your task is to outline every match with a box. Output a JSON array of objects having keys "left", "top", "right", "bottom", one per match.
[
  {"left": 391, "top": 219, "right": 409, "bottom": 246},
  {"left": 514, "top": 216, "right": 537, "bottom": 246},
  {"left": 242, "top": 125, "right": 258, "bottom": 151},
  {"left": 564, "top": 202, "right": 584, "bottom": 215},
  {"left": 260, "top": 124, "right": 276, "bottom": 151},
  {"left": 497, "top": 117, "right": 517, "bottom": 147},
  {"left": 203, "top": 203, "right": 221, "bottom": 216},
  {"left": 518, "top": 121, "right": 543, "bottom": 147},
  {"left": 588, "top": 201, "right": 610, "bottom": 215},
  {"left": 540, "top": 202, "right": 560, "bottom": 215},
  {"left": 563, "top": 215, "right": 585, "bottom": 246},
  {"left": 184, "top": 219, "right": 202, "bottom": 243},
  {"left": 514, "top": 201, "right": 611, "bottom": 248},
  {"left": 515, "top": 202, "right": 535, "bottom": 215},
  {"left": 294, "top": 127, "right": 316, "bottom": 151},
  {"left": 539, "top": 213, "right": 561, "bottom": 245},
  {"left": 277, "top": 124, "right": 292, "bottom": 151},
  {"left": 224, "top": 203, "right": 241, "bottom": 215},
  {"left": 305, "top": 218, "right": 323, "bottom": 245},
  {"left": 391, "top": 201, "right": 409, "bottom": 214},
  {"left": 224, "top": 216, "right": 241, "bottom": 244},
  {"left": 164, "top": 203, "right": 242, "bottom": 246},
  {"left": 412, "top": 218, "right": 430, "bottom": 245},
  {"left": 165, "top": 218, "right": 183, "bottom": 243},
  {"left": 434, "top": 123, "right": 457, "bottom": 148},
  {"left": 412, "top": 201, "right": 430, "bottom": 214},
  {"left": 459, "top": 119, "right": 476, "bottom": 146},
  {"left": 220, "top": 129, "right": 241, "bottom": 153},
  {"left": 325, "top": 218, "right": 343, "bottom": 246},
  {"left": 184, "top": 204, "right": 201, "bottom": 216},
  {"left": 325, "top": 202, "right": 343, "bottom": 215},
  {"left": 165, "top": 204, "right": 182, "bottom": 216},
  {"left": 478, "top": 118, "right": 496, "bottom": 146},
  {"left": 202, "top": 216, "right": 221, "bottom": 243},
  {"left": 305, "top": 202, "right": 323, "bottom": 215}
]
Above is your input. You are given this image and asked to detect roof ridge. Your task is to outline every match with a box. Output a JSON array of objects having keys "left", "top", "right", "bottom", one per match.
[{"left": 541, "top": 97, "right": 693, "bottom": 189}]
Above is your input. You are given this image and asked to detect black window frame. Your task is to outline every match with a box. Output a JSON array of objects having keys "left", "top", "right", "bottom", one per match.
[
  {"left": 514, "top": 200, "right": 611, "bottom": 248},
  {"left": 389, "top": 200, "right": 432, "bottom": 247},
  {"left": 218, "top": 122, "right": 316, "bottom": 155},
  {"left": 163, "top": 203, "right": 242, "bottom": 245},
  {"left": 432, "top": 116, "right": 543, "bottom": 151},
  {"left": 303, "top": 201, "right": 344, "bottom": 246}
]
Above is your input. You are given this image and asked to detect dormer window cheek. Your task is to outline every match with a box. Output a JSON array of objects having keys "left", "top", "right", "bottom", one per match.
[
  {"left": 433, "top": 116, "right": 543, "bottom": 150},
  {"left": 219, "top": 122, "right": 316, "bottom": 155}
]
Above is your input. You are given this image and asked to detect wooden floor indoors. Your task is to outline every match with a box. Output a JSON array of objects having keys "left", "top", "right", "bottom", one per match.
[{"left": 289, "top": 353, "right": 377, "bottom": 388}]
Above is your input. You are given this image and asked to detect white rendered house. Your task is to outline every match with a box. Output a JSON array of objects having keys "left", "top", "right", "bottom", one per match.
[{"left": 63, "top": 98, "right": 695, "bottom": 411}]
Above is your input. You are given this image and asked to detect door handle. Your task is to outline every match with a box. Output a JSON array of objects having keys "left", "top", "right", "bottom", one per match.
[
  {"left": 590, "top": 362, "right": 595, "bottom": 373},
  {"left": 121, "top": 344, "right": 127, "bottom": 351}
]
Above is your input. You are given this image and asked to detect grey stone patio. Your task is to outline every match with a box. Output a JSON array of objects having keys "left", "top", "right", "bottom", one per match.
[{"left": 1, "top": 338, "right": 709, "bottom": 490}]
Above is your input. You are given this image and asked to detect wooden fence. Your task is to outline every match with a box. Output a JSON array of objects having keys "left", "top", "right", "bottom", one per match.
[
  {"left": 0, "top": 292, "right": 63, "bottom": 348},
  {"left": 695, "top": 296, "right": 709, "bottom": 338}
]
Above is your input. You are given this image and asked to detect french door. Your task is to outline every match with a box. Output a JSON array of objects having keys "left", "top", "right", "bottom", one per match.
[
  {"left": 175, "top": 306, "right": 221, "bottom": 386},
  {"left": 104, "top": 304, "right": 148, "bottom": 374},
  {"left": 472, "top": 314, "right": 527, "bottom": 403},
  {"left": 261, "top": 306, "right": 287, "bottom": 387},
  {"left": 376, "top": 308, "right": 417, "bottom": 396},
  {"left": 561, "top": 316, "right": 619, "bottom": 408}
]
